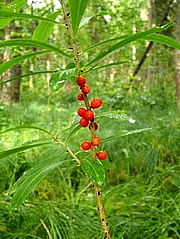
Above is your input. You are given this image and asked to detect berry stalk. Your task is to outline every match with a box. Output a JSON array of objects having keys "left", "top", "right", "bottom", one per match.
[{"left": 60, "top": 1, "right": 111, "bottom": 238}]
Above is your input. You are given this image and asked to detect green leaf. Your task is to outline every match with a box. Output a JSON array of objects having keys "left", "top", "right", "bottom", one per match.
[
  {"left": 81, "top": 156, "right": 105, "bottom": 185},
  {"left": 97, "top": 110, "right": 130, "bottom": 121},
  {"left": 68, "top": 0, "right": 90, "bottom": 34},
  {"left": 11, "top": 152, "right": 70, "bottom": 208},
  {"left": 0, "top": 0, "right": 27, "bottom": 29},
  {"left": 49, "top": 72, "right": 66, "bottom": 92},
  {"left": 86, "top": 35, "right": 129, "bottom": 52},
  {"left": 0, "top": 125, "right": 52, "bottom": 136},
  {"left": 86, "top": 23, "right": 174, "bottom": 66},
  {"left": 142, "top": 33, "right": 180, "bottom": 49},
  {"left": 79, "top": 16, "right": 93, "bottom": 28},
  {"left": 102, "top": 128, "right": 152, "bottom": 143},
  {"left": 0, "top": 70, "right": 58, "bottom": 86},
  {"left": 32, "top": 11, "right": 60, "bottom": 42},
  {"left": 87, "top": 60, "right": 130, "bottom": 72},
  {"left": 0, "top": 141, "right": 53, "bottom": 160},
  {"left": 49, "top": 63, "right": 76, "bottom": 92},
  {"left": 0, "top": 51, "right": 49, "bottom": 75},
  {"left": 0, "top": 39, "right": 71, "bottom": 58},
  {"left": 0, "top": 11, "right": 60, "bottom": 26},
  {"left": 65, "top": 124, "right": 81, "bottom": 143}
]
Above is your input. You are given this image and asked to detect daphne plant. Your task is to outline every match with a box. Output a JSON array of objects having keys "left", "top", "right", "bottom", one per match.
[{"left": 0, "top": 0, "right": 180, "bottom": 238}]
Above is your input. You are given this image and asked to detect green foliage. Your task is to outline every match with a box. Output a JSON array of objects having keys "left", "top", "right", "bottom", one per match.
[
  {"left": 0, "top": 0, "right": 26, "bottom": 29},
  {"left": 32, "top": 11, "right": 61, "bottom": 42},
  {"left": 68, "top": 0, "right": 90, "bottom": 34},
  {"left": 0, "top": 39, "right": 71, "bottom": 57},
  {"left": 81, "top": 156, "right": 105, "bottom": 185},
  {"left": 11, "top": 150, "right": 70, "bottom": 208},
  {"left": 0, "top": 51, "right": 49, "bottom": 75},
  {"left": 142, "top": 33, "right": 180, "bottom": 49}
]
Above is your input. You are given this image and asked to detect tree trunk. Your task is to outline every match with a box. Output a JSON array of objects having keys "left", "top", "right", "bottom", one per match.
[
  {"left": 174, "top": 2, "right": 180, "bottom": 111},
  {"left": 0, "top": 0, "right": 22, "bottom": 104}
]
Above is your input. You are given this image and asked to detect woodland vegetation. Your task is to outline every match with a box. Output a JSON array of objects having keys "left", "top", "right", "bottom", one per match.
[{"left": 0, "top": 0, "right": 180, "bottom": 238}]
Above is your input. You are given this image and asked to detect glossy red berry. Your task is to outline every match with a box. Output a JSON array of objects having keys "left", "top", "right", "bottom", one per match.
[
  {"left": 78, "top": 108, "right": 86, "bottom": 117},
  {"left": 81, "top": 141, "right": 92, "bottom": 150},
  {"left": 78, "top": 93, "right": 84, "bottom": 101},
  {"left": 92, "top": 136, "right": 101, "bottom": 146},
  {"left": 83, "top": 110, "right": 94, "bottom": 121},
  {"left": 77, "top": 75, "right": 86, "bottom": 86},
  {"left": 79, "top": 118, "right": 89, "bottom": 127},
  {"left": 97, "top": 151, "right": 107, "bottom": 160},
  {"left": 81, "top": 85, "right": 90, "bottom": 95},
  {"left": 89, "top": 122, "right": 99, "bottom": 131},
  {"left": 91, "top": 99, "right": 103, "bottom": 109}
]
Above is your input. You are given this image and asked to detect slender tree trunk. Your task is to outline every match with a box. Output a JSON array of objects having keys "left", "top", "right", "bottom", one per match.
[
  {"left": 174, "top": 2, "right": 180, "bottom": 111},
  {"left": 0, "top": 0, "right": 22, "bottom": 104}
]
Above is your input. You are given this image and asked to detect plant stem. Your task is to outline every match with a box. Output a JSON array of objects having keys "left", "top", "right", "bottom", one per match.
[
  {"left": 59, "top": 0, "right": 111, "bottom": 238},
  {"left": 53, "top": 135, "right": 80, "bottom": 165}
]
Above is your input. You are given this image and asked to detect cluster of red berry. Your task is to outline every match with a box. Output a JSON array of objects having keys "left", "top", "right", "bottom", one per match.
[{"left": 76, "top": 75, "right": 107, "bottom": 160}]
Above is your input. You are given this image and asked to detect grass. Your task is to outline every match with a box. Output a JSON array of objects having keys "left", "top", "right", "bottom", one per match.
[{"left": 0, "top": 89, "right": 179, "bottom": 238}]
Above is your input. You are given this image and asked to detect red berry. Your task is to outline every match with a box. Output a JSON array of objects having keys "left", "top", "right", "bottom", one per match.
[
  {"left": 81, "top": 85, "right": 90, "bottom": 95},
  {"left": 78, "top": 108, "right": 86, "bottom": 117},
  {"left": 91, "top": 99, "right": 103, "bottom": 109},
  {"left": 97, "top": 151, "right": 107, "bottom": 160},
  {"left": 92, "top": 136, "right": 101, "bottom": 146},
  {"left": 81, "top": 141, "right": 92, "bottom": 150},
  {"left": 78, "top": 93, "right": 84, "bottom": 101},
  {"left": 89, "top": 122, "right": 99, "bottom": 131},
  {"left": 83, "top": 110, "right": 94, "bottom": 121},
  {"left": 77, "top": 75, "right": 86, "bottom": 87},
  {"left": 79, "top": 118, "right": 89, "bottom": 127}
]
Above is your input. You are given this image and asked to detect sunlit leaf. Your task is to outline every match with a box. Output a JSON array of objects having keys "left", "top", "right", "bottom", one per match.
[
  {"left": 86, "top": 23, "right": 174, "bottom": 66},
  {"left": 32, "top": 11, "right": 60, "bottom": 42},
  {"left": 102, "top": 128, "right": 152, "bottom": 143},
  {"left": 0, "top": 51, "right": 49, "bottom": 75},
  {"left": 0, "top": 70, "right": 58, "bottom": 86},
  {"left": 68, "top": 0, "right": 90, "bottom": 34},
  {"left": 0, "top": 125, "right": 52, "bottom": 136},
  {"left": 87, "top": 60, "right": 130, "bottom": 72},
  {"left": 0, "top": 39, "right": 71, "bottom": 58},
  {"left": 11, "top": 152, "right": 71, "bottom": 208},
  {"left": 0, "top": 141, "right": 53, "bottom": 160},
  {"left": 49, "top": 72, "right": 67, "bottom": 92},
  {"left": 81, "top": 156, "right": 105, "bottom": 185},
  {"left": 142, "top": 33, "right": 180, "bottom": 49},
  {"left": 0, "top": 0, "right": 27, "bottom": 29}
]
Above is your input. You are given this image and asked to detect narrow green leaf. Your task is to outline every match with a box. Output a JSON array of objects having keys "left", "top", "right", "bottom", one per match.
[
  {"left": 49, "top": 63, "right": 76, "bottom": 92},
  {"left": 68, "top": 0, "right": 90, "bottom": 34},
  {"left": 32, "top": 11, "right": 60, "bottom": 42},
  {"left": 81, "top": 157, "right": 105, "bottom": 185},
  {"left": 86, "top": 23, "right": 174, "bottom": 66},
  {"left": 0, "top": 11, "right": 60, "bottom": 25},
  {"left": 102, "top": 128, "right": 152, "bottom": 143},
  {"left": 97, "top": 110, "right": 129, "bottom": 121},
  {"left": 0, "top": 125, "right": 52, "bottom": 136},
  {"left": 0, "top": 39, "right": 71, "bottom": 58},
  {"left": 0, "top": 141, "right": 53, "bottom": 160},
  {"left": 0, "top": 51, "right": 49, "bottom": 75},
  {"left": 0, "top": 70, "right": 58, "bottom": 86},
  {"left": 11, "top": 152, "right": 70, "bottom": 208},
  {"left": 65, "top": 124, "right": 81, "bottom": 143},
  {"left": 142, "top": 33, "right": 180, "bottom": 49},
  {"left": 79, "top": 16, "right": 93, "bottom": 28},
  {"left": 0, "top": 0, "right": 27, "bottom": 29},
  {"left": 86, "top": 35, "right": 129, "bottom": 52},
  {"left": 87, "top": 60, "right": 130, "bottom": 72},
  {"left": 49, "top": 72, "right": 67, "bottom": 92}
]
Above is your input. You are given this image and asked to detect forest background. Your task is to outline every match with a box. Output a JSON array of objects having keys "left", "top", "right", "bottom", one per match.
[{"left": 0, "top": 0, "right": 179, "bottom": 238}]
